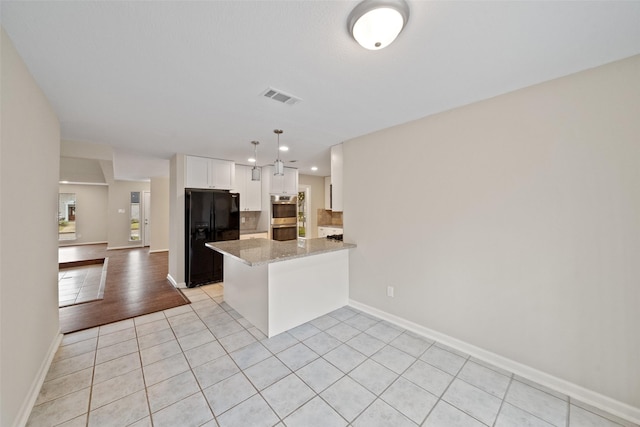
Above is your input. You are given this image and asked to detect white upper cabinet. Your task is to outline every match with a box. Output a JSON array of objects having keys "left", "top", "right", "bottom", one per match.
[
  {"left": 268, "top": 166, "right": 298, "bottom": 195},
  {"left": 330, "top": 144, "right": 343, "bottom": 212},
  {"left": 185, "top": 155, "right": 235, "bottom": 190},
  {"left": 234, "top": 165, "right": 262, "bottom": 211}
]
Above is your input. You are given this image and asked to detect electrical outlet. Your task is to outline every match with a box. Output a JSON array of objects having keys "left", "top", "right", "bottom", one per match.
[
  {"left": 241, "top": 217, "right": 245, "bottom": 224},
  {"left": 387, "top": 286, "right": 394, "bottom": 297}
]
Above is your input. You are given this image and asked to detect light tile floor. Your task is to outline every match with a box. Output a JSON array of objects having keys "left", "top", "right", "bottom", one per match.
[
  {"left": 29, "top": 283, "right": 638, "bottom": 427},
  {"left": 58, "top": 264, "right": 105, "bottom": 307}
]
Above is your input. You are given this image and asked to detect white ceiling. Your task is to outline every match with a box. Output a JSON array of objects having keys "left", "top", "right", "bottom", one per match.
[{"left": 2, "top": 1, "right": 640, "bottom": 179}]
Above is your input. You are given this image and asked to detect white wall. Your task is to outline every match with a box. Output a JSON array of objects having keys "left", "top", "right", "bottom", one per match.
[
  {"left": 1, "top": 28, "right": 61, "bottom": 427},
  {"left": 58, "top": 184, "right": 108, "bottom": 246},
  {"left": 150, "top": 176, "right": 170, "bottom": 252},
  {"left": 345, "top": 55, "right": 640, "bottom": 409}
]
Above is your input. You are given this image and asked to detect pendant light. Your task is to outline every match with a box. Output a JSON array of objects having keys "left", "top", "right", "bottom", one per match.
[
  {"left": 273, "top": 129, "right": 284, "bottom": 176},
  {"left": 250, "top": 141, "right": 261, "bottom": 181},
  {"left": 347, "top": 0, "right": 410, "bottom": 50}
]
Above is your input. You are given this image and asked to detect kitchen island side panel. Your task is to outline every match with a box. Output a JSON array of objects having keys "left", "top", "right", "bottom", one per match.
[
  {"left": 267, "top": 250, "right": 349, "bottom": 337},
  {"left": 223, "top": 257, "right": 269, "bottom": 335}
]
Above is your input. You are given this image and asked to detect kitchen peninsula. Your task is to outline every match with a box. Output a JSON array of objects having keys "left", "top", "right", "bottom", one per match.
[{"left": 205, "top": 238, "right": 355, "bottom": 337}]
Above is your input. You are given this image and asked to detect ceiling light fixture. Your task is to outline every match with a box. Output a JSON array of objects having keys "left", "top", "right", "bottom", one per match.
[
  {"left": 251, "top": 141, "right": 261, "bottom": 181},
  {"left": 347, "top": 0, "right": 410, "bottom": 50},
  {"left": 273, "top": 129, "right": 284, "bottom": 176},
  {"left": 311, "top": 166, "right": 318, "bottom": 171}
]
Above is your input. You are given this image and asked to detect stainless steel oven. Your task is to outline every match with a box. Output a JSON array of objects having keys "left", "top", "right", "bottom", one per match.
[{"left": 270, "top": 195, "right": 297, "bottom": 241}]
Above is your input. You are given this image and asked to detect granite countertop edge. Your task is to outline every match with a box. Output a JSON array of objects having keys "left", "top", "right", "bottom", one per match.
[{"left": 206, "top": 238, "right": 356, "bottom": 267}]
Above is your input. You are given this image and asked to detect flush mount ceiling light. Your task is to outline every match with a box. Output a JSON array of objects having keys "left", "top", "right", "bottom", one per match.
[
  {"left": 250, "top": 141, "right": 261, "bottom": 181},
  {"left": 273, "top": 129, "right": 285, "bottom": 176},
  {"left": 347, "top": 0, "right": 410, "bottom": 50}
]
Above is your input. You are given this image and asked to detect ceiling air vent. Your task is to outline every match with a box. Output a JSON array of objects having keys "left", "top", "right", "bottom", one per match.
[{"left": 261, "top": 87, "right": 301, "bottom": 106}]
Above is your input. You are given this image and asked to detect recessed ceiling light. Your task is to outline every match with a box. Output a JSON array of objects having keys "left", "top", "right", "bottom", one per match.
[
  {"left": 311, "top": 166, "right": 318, "bottom": 171},
  {"left": 279, "top": 146, "right": 289, "bottom": 152},
  {"left": 248, "top": 157, "right": 256, "bottom": 163}
]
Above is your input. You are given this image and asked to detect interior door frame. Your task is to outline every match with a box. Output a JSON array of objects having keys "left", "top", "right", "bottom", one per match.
[
  {"left": 143, "top": 191, "right": 151, "bottom": 247},
  {"left": 298, "top": 185, "right": 311, "bottom": 239}
]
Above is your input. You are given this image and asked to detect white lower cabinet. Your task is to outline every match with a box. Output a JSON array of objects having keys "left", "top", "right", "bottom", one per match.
[
  {"left": 240, "top": 232, "right": 268, "bottom": 240},
  {"left": 318, "top": 226, "right": 343, "bottom": 238}
]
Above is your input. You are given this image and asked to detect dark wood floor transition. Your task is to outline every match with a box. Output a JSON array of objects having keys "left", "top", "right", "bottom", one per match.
[{"left": 59, "top": 244, "right": 189, "bottom": 334}]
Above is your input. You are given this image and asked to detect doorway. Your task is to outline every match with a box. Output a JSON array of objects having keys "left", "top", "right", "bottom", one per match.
[
  {"left": 298, "top": 185, "right": 310, "bottom": 239},
  {"left": 143, "top": 191, "right": 151, "bottom": 247}
]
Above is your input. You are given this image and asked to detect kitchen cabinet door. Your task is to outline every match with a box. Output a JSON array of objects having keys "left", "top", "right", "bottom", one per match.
[
  {"left": 282, "top": 167, "right": 298, "bottom": 195},
  {"left": 324, "top": 176, "right": 331, "bottom": 210},
  {"left": 244, "top": 168, "right": 262, "bottom": 210},
  {"left": 209, "top": 158, "right": 234, "bottom": 190},
  {"left": 185, "top": 156, "right": 235, "bottom": 190},
  {"left": 269, "top": 166, "right": 298, "bottom": 195},
  {"left": 330, "top": 144, "right": 343, "bottom": 212},
  {"left": 233, "top": 165, "right": 262, "bottom": 211},
  {"left": 185, "top": 156, "right": 210, "bottom": 189}
]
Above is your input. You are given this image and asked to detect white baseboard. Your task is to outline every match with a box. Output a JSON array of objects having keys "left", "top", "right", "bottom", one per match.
[
  {"left": 148, "top": 248, "right": 168, "bottom": 254},
  {"left": 13, "top": 331, "right": 63, "bottom": 427},
  {"left": 106, "top": 244, "right": 143, "bottom": 250},
  {"left": 58, "top": 240, "right": 107, "bottom": 247},
  {"left": 166, "top": 274, "right": 186, "bottom": 288},
  {"left": 349, "top": 299, "right": 640, "bottom": 425}
]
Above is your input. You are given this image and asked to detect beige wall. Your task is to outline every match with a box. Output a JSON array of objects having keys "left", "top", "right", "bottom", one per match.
[
  {"left": 107, "top": 180, "right": 150, "bottom": 249},
  {"left": 1, "top": 28, "right": 61, "bottom": 427},
  {"left": 345, "top": 55, "right": 640, "bottom": 409},
  {"left": 60, "top": 139, "right": 112, "bottom": 161},
  {"left": 299, "top": 174, "right": 324, "bottom": 238},
  {"left": 150, "top": 176, "right": 170, "bottom": 252},
  {"left": 58, "top": 184, "right": 108, "bottom": 246}
]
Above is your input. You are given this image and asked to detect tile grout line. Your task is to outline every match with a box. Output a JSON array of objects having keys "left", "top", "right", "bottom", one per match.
[
  {"left": 189, "top": 297, "right": 241, "bottom": 427},
  {"left": 491, "top": 373, "right": 514, "bottom": 427},
  {"left": 43, "top": 286, "right": 632, "bottom": 427},
  {"left": 84, "top": 337, "right": 98, "bottom": 427},
  {"left": 135, "top": 314, "right": 156, "bottom": 427}
]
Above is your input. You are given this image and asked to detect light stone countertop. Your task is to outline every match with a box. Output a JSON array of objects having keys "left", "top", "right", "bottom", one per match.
[{"left": 205, "top": 238, "right": 356, "bottom": 267}]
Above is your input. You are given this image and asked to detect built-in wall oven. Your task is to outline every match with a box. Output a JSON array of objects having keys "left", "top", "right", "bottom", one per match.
[{"left": 270, "top": 195, "right": 297, "bottom": 241}]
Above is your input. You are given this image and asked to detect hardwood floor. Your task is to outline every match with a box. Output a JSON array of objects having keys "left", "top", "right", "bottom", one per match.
[{"left": 59, "top": 244, "right": 189, "bottom": 334}]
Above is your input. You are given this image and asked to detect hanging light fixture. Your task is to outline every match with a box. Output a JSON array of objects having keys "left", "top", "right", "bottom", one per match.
[
  {"left": 273, "top": 129, "right": 284, "bottom": 176},
  {"left": 347, "top": 0, "right": 410, "bottom": 50},
  {"left": 250, "top": 141, "right": 261, "bottom": 181}
]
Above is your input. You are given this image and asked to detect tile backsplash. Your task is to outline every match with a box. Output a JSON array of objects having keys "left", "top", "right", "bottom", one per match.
[
  {"left": 240, "top": 211, "right": 262, "bottom": 231},
  {"left": 317, "top": 209, "right": 343, "bottom": 227}
]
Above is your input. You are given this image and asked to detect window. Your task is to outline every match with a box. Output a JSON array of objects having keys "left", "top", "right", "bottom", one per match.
[
  {"left": 130, "top": 191, "right": 141, "bottom": 241},
  {"left": 59, "top": 193, "right": 76, "bottom": 241}
]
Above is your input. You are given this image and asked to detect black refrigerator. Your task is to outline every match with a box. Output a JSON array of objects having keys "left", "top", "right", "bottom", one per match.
[{"left": 185, "top": 189, "right": 240, "bottom": 287}]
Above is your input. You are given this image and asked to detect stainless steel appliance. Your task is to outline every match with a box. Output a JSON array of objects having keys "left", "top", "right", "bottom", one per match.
[
  {"left": 270, "top": 195, "right": 297, "bottom": 241},
  {"left": 185, "top": 189, "right": 240, "bottom": 287}
]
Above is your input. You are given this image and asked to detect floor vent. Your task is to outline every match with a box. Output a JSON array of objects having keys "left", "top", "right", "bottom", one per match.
[{"left": 261, "top": 87, "right": 301, "bottom": 106}]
